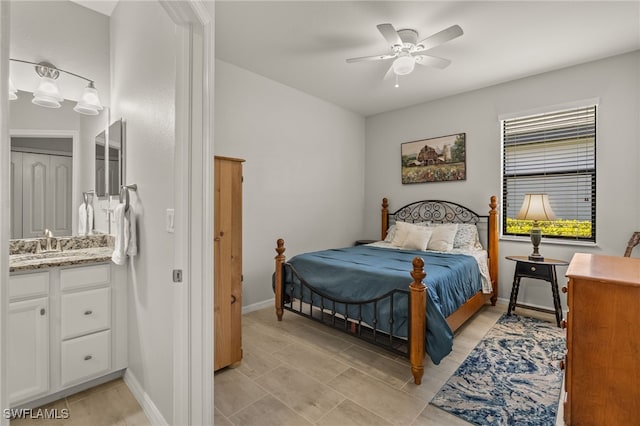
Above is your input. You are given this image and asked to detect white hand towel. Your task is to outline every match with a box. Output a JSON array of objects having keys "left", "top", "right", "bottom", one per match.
[
  {"left": 125, "top": 205, "right": 137, "bottom": 257},
  {"left": 111, "top": 204, "right": 127, "bottom": 265},
  {"left": 78, "top": 203, "right": 88, "bottom": 235},
  {"left": 87, "top": 204, "right": 94, "bottom": 235}
]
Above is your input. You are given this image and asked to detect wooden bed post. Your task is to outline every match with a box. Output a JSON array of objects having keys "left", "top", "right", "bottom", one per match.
[
  {"left": 275, "top": 238, "right": 286, "bottom": 321},
  {"left": 409, "top": 257, "right": 427, "bottom": 385},
  {"left": 381, "top": 198, "right": 389, "bottom": 240},
  {"left": 488, "top": 196, "right": 499, "bottom": 306}
]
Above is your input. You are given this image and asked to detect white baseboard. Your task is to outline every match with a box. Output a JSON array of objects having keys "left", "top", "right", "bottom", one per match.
[
  {"left": 495, "top": 297, "right": 567, "bottom": 315},
  {"left": 123, "top": 370, "right": 168, "bottom": 426},
  {"left": 242, "top": 298, "right": 274, "bottom": 315}
]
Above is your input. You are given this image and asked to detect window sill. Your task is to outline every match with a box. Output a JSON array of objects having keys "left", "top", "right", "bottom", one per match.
[{"left": 500, "top": 235, "right": 598, "bottom": 248}]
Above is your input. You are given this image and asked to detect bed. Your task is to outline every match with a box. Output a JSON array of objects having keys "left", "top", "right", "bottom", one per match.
[{"left": 273, "top": 196, "right": 499, "bottom": 385}]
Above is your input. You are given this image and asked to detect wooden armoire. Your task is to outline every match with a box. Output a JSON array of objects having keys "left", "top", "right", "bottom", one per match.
[{"left": 214, "top": 156, "right": 244, "bottom": 371}]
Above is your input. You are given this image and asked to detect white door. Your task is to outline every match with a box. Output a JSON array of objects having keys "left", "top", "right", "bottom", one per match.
[
  {"left": 21, "top": 153, "right": 72, "bottom": 238},
  {"left": 22, "top": 153, "right": 50, "bottom": 238},
  {"left": 8, "top": 297, "right": 49, "bottom": 404},
  {"left": 49, "top": 155, "right": 72, "bottom": 236},
  {"left": 10, "top": 151, "right": 23, "bottom": 239}
]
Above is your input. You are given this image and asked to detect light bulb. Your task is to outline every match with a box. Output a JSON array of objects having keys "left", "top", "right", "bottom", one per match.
[{"left": 392, "top": 55, "right": 415, "bottom": 76}]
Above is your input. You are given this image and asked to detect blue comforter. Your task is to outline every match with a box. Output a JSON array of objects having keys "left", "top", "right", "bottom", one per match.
[{"left": 284, "top": 245, "right": 483, "bottom": 364}]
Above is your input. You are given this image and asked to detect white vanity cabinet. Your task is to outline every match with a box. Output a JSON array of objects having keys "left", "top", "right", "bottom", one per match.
[
  {"left": 8, "top": 271, "right": 50, "bottom": 403},
  {"left": 8, "top": 262, "right": 127, "bottom": 407}
]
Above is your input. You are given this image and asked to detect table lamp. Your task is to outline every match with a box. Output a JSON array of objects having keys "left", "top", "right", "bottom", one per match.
[{"left": 516, "top": 194, "right": 556, "bottom": 261}]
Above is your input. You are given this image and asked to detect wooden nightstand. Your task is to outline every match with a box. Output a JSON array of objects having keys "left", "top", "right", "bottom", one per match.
[
  {"left": 354, "top": 239, "right": 377, "bottom": 246},
  {"left": 505, "top": 255, "right": 569, "bottom": 327}
]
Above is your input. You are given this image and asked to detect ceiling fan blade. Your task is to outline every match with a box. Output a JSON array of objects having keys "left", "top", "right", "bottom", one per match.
[
  {"left": 377, "top": 23, "right": 403, "bottom": 48},
  {"left": 383, "top": 63, "right": 396, "bottom": 80},
  {"left": 414, "top": 55, "right": 451, "bottom": 69},
  {"left": 346, "top": 53, "right": 396, "bottom": 63},
  {"left": 414, "top": 25, "right": 463, "bottom": 53}
]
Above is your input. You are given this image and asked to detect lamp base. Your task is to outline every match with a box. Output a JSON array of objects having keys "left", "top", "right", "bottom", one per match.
[{"left": 528, "top": 253, "right": 545, "bottom": 262}]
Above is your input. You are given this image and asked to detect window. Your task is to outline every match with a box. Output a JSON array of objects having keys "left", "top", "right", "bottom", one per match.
[{"left": 502, "top": 105, "right": 596, "bottom": 242}]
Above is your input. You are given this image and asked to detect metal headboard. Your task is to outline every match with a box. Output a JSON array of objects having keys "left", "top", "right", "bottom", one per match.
[{"left": 389, "top": 199, "right": 484, "bottom": 225}]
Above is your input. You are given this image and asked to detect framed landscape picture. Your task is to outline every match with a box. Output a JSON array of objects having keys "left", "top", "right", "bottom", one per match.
[{"left": 401, "top": 133, "right": 466, "bottom": 184}]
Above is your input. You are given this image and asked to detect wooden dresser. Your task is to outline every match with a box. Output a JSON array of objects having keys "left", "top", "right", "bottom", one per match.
[
  {"left": 214, "top": 156, "right": 244, "bottom": 371},
  {"left": 563, "top": 253, "right": 640, "bottom": 425}
]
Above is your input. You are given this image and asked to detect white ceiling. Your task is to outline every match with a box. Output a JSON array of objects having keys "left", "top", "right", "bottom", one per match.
[{"left": 215, "top": 1, "right": 640, "bottom": 117}]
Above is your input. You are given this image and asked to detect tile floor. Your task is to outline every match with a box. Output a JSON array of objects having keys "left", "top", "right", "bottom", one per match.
[
  {"left": 9, "top": 378, "right": 149, "bottom": 426},
  {"left": 215, "top": 303, "right": 566, "bottom": 426}
]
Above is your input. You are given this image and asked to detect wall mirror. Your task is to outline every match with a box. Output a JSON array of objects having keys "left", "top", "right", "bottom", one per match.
[
  {"left": 9, "top": 1, "right": 111, "bottom": 239},
  {"left": 94, "top": 119, "right": 125, "bottom": 198}
]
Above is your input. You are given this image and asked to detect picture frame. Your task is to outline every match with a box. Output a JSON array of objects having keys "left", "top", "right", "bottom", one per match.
[{"left": 401, "top": 133, "right": 466, "bottom": 184}]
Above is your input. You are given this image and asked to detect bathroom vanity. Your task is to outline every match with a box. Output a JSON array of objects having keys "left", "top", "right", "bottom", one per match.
[{"left": 8, "top": 238, "right": 126, "bottom": 408}]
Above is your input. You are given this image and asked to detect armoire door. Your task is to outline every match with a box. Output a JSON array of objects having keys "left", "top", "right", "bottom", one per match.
[{"left": 214, "top": 156, "right": 244, "bottom": 371}]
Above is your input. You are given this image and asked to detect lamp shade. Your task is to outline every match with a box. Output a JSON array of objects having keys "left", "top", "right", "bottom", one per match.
[
  {"left": 516, "top": 194, "right": 556, "bottom": 221},
  {"left": 32, "top": 76, "right": 63, "bottom": 108},
  {"left": 74, "top": 82, "right": 103, "bottom": 115},
  {"left": 392, "top": 55, "right": 415, "bottom": 76}
]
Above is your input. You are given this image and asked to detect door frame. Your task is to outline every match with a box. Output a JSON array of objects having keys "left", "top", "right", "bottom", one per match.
[
  {"left": 1, "top": 2, "right": 11, "bottom": 424},
  {"left": 159, "top": 2, "right": 213, "bottom": 425}
]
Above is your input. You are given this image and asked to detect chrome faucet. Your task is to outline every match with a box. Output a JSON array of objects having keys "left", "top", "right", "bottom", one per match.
[{"left": 44, "top": 228, "right": 53, "bottom": 251}]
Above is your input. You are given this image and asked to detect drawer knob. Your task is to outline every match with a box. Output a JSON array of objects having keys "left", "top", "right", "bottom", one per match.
[
  {"left": 530, "top": 266, "right": 536, "bottom": 272},
  {"left": 561, "top": 286, "right": 568, "bottom": 294},
  {"left": 561, "top": 320, "right": 567, "bottom": 329},
  {"left": 84, "top": 355, "right": 93, "bottom": 361},
  {"left": 230, "top": 295, "right": 237, "bottom": 305},
  {"left": 84, "top": 310, "right": 93, "bottom": 316},
  {"left": 40, "top": 308, "right": 45, "bottom": 316}
]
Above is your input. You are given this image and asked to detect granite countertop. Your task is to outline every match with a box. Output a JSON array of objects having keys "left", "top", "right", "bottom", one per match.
[{"left": 9, "top": 247, "right": 114, "bottom": 273}]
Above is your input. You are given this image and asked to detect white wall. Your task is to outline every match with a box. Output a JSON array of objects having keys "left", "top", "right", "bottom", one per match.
[
  {"left": 365, "top": 51, "right": 640, "bottom": 309},
  {"left": 9, "top": 0, "right": 110, "bottom": 106},
  {"left": 214, "top": 59, "right": 366, "bottom": 307},
  {"left": 110, "top": 1, "right": 176, "bottom": 421}
]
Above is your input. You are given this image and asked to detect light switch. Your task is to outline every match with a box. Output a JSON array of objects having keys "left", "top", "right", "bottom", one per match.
[{"left": 166, "top": 208, "right": 175, "bottom": 233}]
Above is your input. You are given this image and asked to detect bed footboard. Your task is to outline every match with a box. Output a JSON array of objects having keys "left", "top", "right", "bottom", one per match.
[{"left": 274, "top": 238, "right": 427, "bottom": 385}]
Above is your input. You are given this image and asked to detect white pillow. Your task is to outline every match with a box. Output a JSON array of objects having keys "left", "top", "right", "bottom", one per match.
[
  {"left": 390, "top": 221, "right": 412, "bottom": 246},
  {"left": 427, "top": 223, "right": 459, "bottom": 252},
  {"left": 453, "top": 224, "right": 482, "bottom": 249},
  {"left": 402, "top": 227, "right": 433, "bottom": 250},
  {"left": 384, "top": 225, "right": 397, "bottom": 243}
]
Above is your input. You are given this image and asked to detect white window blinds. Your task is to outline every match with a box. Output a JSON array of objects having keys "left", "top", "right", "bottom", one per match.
[{"left": 502, "top": 105, "right": 596, "bottom": 241}]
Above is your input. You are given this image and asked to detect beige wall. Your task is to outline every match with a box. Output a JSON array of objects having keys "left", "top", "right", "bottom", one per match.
[
  {"left": 214, "top": 59, "right": 366, "bottom": 307},
  {"left": 364, "top": 51, "right": 640, "bottom": 308}
]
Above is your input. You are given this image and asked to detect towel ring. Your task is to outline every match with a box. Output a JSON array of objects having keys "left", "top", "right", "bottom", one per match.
[{"left": 119, "top": 184, "right": 138, "bottom": 211}]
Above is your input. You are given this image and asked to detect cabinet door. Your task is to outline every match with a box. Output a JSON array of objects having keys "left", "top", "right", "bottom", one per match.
[{"left": 9, "top": 297, "right": 49, "bottom": 404}]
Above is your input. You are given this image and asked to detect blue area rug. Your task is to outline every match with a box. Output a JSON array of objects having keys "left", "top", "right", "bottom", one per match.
[{"left": 431, "top": 314, "right": 565, "bottom": 426}]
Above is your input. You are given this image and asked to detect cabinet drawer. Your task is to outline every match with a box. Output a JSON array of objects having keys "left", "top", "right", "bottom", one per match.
[
  {"left": 61, "top": 330, "right": 111, "bottom": 387},
  {"left": 60, "top": 264, "right": 110, "bottom": 291},
  {"left": 61, "top": 287, "right": 111, "bottom": 340},
  {"left": 515, "top": 262, "right": 552, "bottom": 279},
  {"left": 9, "top": 272, "right": 49, "bottom": 301}
]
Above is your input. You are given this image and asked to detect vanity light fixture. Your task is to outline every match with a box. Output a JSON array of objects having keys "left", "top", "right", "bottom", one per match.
[{"left": 9, "top": 58, "right": 103, "bottom": 115}]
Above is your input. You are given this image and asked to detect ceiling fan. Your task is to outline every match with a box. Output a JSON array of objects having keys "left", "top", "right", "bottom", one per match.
[{"left": 346, "top": 23, "right": 463, "bottom": 84}]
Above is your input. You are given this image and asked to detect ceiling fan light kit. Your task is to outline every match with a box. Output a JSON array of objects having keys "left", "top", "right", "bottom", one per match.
[{"left": 346, "top": 22, "right": 463, "bottom": 86}]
